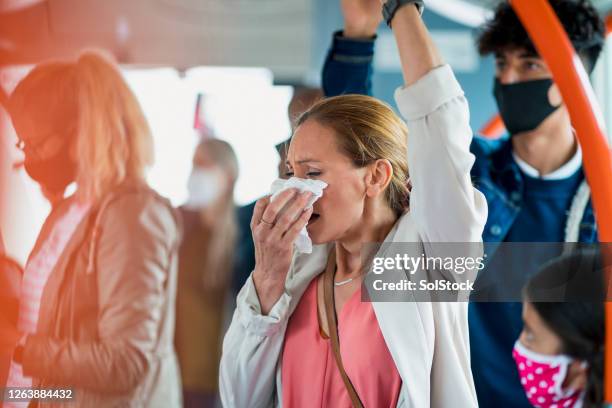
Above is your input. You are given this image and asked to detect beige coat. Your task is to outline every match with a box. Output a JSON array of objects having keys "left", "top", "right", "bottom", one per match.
[
  {"left": 20, "top": 181, "right": 182, "bottom": 407},
  {"left": 220, "top": 65, "right": 488, "bottom": 408}
]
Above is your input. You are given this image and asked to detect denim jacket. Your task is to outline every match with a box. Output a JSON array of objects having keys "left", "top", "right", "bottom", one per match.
[{"left": 322, "top": 32, "right": 598, "bottom": 245}]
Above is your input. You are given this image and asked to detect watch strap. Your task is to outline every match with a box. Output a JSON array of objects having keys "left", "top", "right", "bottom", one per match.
[{"left": 382, "top": 0, "right": 425, "bottom": 27}]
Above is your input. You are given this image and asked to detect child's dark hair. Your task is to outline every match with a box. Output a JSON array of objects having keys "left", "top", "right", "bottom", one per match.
[
  {"left": 477, "top": 0, "right": 605, "bottom": 73},
  {"left": 524, "top": 248, "right": 606, "bottom": 408}
]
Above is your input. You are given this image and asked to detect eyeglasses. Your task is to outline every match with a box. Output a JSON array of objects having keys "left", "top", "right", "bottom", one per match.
[
  {"left": 14, "top": 137, "right": 47, "bottom": 161},
  {"left": 15, "top": 135, "right": 54, "bottom": 155},
  {"left": 14, "top": 130, "right": 70, "bottom": 159}
]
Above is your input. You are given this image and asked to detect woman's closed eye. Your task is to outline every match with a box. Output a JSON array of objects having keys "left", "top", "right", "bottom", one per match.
[{"left": 283, "top": 170, "right": 321, "bottom": 178}]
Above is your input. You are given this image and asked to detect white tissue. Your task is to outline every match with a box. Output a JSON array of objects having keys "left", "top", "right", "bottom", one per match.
[{"left": 269, "top": 177, "right": 328, "bottom": 254}]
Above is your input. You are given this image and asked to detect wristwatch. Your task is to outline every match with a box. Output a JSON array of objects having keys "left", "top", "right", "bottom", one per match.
[{"left": 382, "top": 0, "right": 425, "bottom": 27}]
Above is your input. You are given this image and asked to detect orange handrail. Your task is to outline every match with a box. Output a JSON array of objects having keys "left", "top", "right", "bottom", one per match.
[
  {"left": 479, "top": 114, "right": 505, "bottom": 139},
  {"left": 511, "top": 0, "right": 612, "bottom": 402}
]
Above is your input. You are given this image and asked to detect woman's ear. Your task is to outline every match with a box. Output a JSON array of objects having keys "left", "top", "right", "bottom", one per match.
[
  {"left": 563, "top": 360, "right": 588, "bottom": 392},
  {"left": 365, "top": 159, "right": 393, "bottom": 198}
]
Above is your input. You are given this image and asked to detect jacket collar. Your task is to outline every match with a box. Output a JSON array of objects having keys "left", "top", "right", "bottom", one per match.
[
  {"left": 489, "top": 138, "right": 524, "bottom": 197},
  {"left": 36, "top": 203, "right": 95, "bottom": 334}
]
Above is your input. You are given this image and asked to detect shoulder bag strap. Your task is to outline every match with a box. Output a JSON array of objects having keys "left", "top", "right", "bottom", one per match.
[{"left": 323, "top": 249, "right": 365, "bottom": 408}]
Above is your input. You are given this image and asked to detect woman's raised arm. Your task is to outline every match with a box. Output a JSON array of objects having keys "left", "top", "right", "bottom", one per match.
[
  {"left": 387, "top": 2, "right": 443, "bottom": 86},
  {"left": 386, "top": 1, "right": 487, "bottom": 244}
]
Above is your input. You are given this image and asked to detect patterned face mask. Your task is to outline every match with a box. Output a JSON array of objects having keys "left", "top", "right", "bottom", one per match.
[{"left": 512, "top": 340, "right": 584, "bottom": 408}]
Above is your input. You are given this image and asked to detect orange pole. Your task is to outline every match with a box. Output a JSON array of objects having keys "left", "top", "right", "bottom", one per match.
[
  {"left": 479, "top": 114, "right": 505, "bottom": 139},
  {"left": 607, "top": 15, "right": 612, "bottom": 36},
  {"left": 511, "top": 0, "right": 612, "bottom": 402}
]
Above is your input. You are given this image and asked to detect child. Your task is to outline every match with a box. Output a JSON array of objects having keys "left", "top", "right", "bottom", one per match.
[{"left": 514, "top": 249, "right": 605, "bottom": 408}]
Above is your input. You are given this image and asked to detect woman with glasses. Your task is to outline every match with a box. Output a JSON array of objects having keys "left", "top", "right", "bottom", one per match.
[{"left": 0, "top": 51, "right": 182, "bottom": 407}]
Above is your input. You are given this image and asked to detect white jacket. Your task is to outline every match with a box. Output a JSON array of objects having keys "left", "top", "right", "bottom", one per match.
[{"left": 220, "top": 65, "right": 488, "bottom": 408}]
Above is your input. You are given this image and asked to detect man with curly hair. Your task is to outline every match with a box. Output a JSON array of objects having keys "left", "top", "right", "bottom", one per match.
[{"left": 322, "top": 0, "right": 605, "bottom": 406}]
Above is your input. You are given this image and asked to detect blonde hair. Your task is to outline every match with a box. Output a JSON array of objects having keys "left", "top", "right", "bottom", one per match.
[
  {"left": 296, "top": 94, "right": 409, "bottom": 214},
  {"left": 9, "top": 51, "right": 153, "bottom": 202}
]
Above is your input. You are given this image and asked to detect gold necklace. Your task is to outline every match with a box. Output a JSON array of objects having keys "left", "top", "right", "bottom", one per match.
[{"left": 334, "top": 273, "right": 366, "bottom": 287}]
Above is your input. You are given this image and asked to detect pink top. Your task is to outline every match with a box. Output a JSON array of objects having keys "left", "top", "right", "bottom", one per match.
[
  {"left": 6, "top": 201, "right": 90, "bottom": 408},
  {"left": 282, "top": 278, "right": 402, "bottom": 407}
]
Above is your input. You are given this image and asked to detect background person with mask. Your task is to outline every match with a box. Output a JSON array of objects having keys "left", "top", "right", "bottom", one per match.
[
  {"left": 513, "top": 248, "right": 605, "bottom": 408},
  {"left": 1, "top": 51, "right": 182, "bottom": 407},
  {"left": 319, "top": 0, "right": 605, "bottom": 406},
  {"left": 469, "top": 4, "right": 604, "bottom": 405},
  {"left": 175, "top": 138, "right": 238, "bottom": 408}
]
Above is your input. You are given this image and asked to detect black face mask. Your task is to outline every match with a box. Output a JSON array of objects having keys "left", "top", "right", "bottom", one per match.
[
  {"left": 24, "top": 147, "right": 76, "bottom": 196},
  {"left": 493, "top": 78, "right": 561, "bottom": 136}
]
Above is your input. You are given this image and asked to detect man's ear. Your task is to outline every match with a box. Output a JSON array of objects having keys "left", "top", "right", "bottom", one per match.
[
  {"left": 548, "top": 82, "right": 564, "bottom": 107},
  {"left": 365, "top": 159, "right": 393, "bottom": 198}
]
